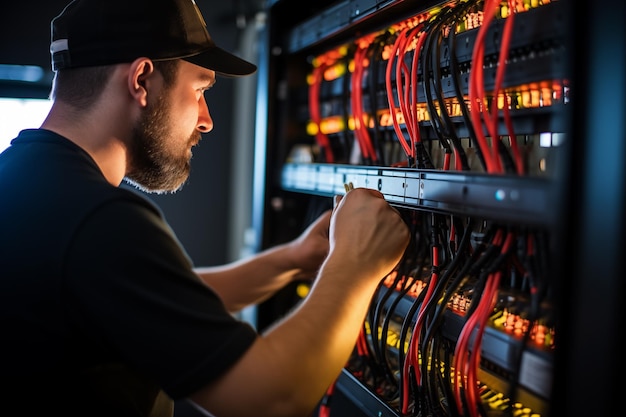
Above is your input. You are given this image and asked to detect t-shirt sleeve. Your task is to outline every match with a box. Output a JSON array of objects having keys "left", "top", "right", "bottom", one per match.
[{"left": 63, "top": 197, "right": 258, "bottom": 399}]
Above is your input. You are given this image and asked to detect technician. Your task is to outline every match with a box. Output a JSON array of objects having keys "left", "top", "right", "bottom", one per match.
[{"left": 0, "top": 0, "right": 410, "bottom": 416}]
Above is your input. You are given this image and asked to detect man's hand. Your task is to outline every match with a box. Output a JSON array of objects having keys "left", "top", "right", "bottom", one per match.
[{"left": 286, "top": 209, "right": 332, "bottom": 281}]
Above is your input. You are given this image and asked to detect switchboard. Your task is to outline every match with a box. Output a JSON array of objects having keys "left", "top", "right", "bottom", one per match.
[{"left": 251, "top": 1, "right": 615, "bottom": 416}]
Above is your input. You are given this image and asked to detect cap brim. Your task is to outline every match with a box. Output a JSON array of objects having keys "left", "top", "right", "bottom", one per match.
[{"left": 183, "top": 46, "right": 257, "bottom": 77}]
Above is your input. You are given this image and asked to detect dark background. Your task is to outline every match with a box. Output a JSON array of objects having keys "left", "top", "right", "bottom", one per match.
[{"left": 0, "top": 0, "right": 264, "bottom": 267}]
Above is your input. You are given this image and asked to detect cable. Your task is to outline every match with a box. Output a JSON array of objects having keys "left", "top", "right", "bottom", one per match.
[
  {"left": 367, "top": 34, "right": 390, "bottom": 166},
  {"left": 468, "top": 0, "right": 501, "bottom": 173},
  {"left": 309, "top": 58, "right": 335, "bottom": 163},
  {"left": 317, "top": 381, "right": 335, "bottom": 417},
  {"left": 351, "top": 36, "right": 379, "bottom": 164},
  {"left": 425, "top": 4, "right": 474, "bottom": 171},
  {"left": 452, "top": 224, "right": 501, "bottom": 415},
  {"left": 378, "top": 273, "right": 421, "bottom": 395},
  {"left": 368, "top": 270, "right": 405, "bottom": 389},
  {"left": 469, "top": 0, "right": 520, "bottom": 175},
  {"left": 449, "top": 0, "right": 487, "bottom": 171},
  {"left": 421, "top": 7, "right": 457, "bottom": 165},
  {"left": 397, "top": 217, "right": 431, "bottom": 414},
  {"left": 385, "top": 26, "right": 416, "bottom": 164},
  {"left": 408, "top": 21, "right": 436, "bottom": 170},
  {"left": 492, "top": 0, "right": 523, "bottom": 175}
]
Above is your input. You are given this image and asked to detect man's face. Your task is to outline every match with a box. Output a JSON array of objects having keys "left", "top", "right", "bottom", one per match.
[{"left": 124, "top": 61, "right": 214, "bottom": 194}]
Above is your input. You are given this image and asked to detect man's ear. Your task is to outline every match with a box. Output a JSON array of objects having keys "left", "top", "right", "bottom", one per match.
[{"left": 128, "top": 58, "right": 155, "bottom": 107}]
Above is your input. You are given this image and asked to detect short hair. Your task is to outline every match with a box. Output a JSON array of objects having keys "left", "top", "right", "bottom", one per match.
[
  {"left": 50, "top": 65, "right": 114, "bottom": 109},
  {"left": 50, "top": 59, "right": 180, "bottom": 110},
  {"left": 153, "top": 59, "right": 179, "bottom": 87}
]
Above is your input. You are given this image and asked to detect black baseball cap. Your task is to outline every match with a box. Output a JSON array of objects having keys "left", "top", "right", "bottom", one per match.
[{"left": 50, "top": 0, "right": 257, "bottom": 77}]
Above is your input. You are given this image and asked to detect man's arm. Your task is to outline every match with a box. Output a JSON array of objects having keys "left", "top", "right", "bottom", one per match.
[
  {"left": 189, "top": 188, "right": 410, "bottom": 417},
  {"left": 194, "top": 209, "right": 332, "bottom": 312}
]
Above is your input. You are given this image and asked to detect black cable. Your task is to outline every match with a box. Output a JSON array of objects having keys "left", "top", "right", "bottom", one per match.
[
  {"left": 417, "top": 216, "right": 475, "bottom": 415},
  {"left": 435, "top": 214, "right": 454, "bottom": 269},
  {"left": 462, "top": 227, "right": 508, "bottom": 320},
  {"left": 425, "top": 336, "right": 450, "bottom": 417},
  {"left": 496, "top": 138, "right": 517, "bottom": 174},
  {"left": 503, "top": 229, "right": 551, "bottom": 415},
  {"left": 398, "top": 265, "right": 429, "bottom": 414},
  {"left": 368, "top": 269, "right": 404, "bottom": 389},
  {"left": 421, "top": 12, "right": 450, "bottom": 143},
  {"left": 378, "top": 273, "right": 419, "bottom": 397},
  {"left": 424, "top": 5, "right": 472, "bottom": 170},
  {"left": 396, "top": 214, "right": 432, "bottom": 412},
  {"left": 458, "top": 227, "right": 520, "bottom": 417},
  {"left": 418, "top": 15, "right": 449, "bottom": 169},
  {"left": 449, "top": 0, "right": 488, "bottom": 171},
  {"left": 421, "top": 216, "right": 474, "bottom": 345},
  {"left": 411, "top": 212, "right": 448, "bottom": 415},
  {"left": 363, "top": 209, "right": 423, "bottom": 399},
  {"left": 440, "top": 337, "right": 461, "bottom": 417}
]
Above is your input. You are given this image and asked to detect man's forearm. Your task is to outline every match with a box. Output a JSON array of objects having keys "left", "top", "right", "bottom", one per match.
[{"left": 194, "top": 243, "right": 301, "bottom": 312}]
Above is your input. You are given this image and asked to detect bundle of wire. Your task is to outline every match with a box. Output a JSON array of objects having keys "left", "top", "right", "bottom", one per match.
[
  {"left": 309, "top": 54, "right": 337, "bottom": 163},
  {"left": 385, "top": 19, "right": 430, "bottom": 168},
  {"left": 452, "top": 229, "right": 513, "bottom": 417},
  {"left": 311, "top": 2, "right": 555, "bottom": 414},
  {"left": 350, "top": 35, "right": 380, "bottom": 165},
  {"left": 468, "top": 0, "right": 523, "bottom": 175}
]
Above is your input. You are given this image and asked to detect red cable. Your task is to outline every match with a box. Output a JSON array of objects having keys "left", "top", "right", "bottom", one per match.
[
  {"left": 403, "top": 245, "right": 439, "bottom": 412},
  {"left": 455, "top": 148, "right": 464, "bottom": 170},
  {"left": 466, "top": 270, "right": 501, "bottom": 417},
  {"left": 356, "top": 325, "right": 368, "bottom": 356},
  {"left": 466, "top": 230, "right": 513, "bottom": 417},
  {"left": 351, "top": 47, "right": 368, "bottom": 160},
  {"left": 396, "top": 27, "right": 420, "bottom": 145},
  {"left": 490, "top": 0, "right": 519, "bottom": 174},
  {"left": 402, "top": 320, "right": 417, "bottom": 413},
  {"left": 355, "top": 48, "right": 367, "bottom": 158},
  {"left": 385, "top": 28, "right": 414, "bottom": 158},
  {"left": 449, "top": 215, "right": 457, "bottom": 252},
  {"left": 362, "top": 43, "right": 379, "bottom": 161},
  {"left": 500, "top": 1, "right": 524, "bottom": 175},
  {"left": 352, "top": 41, "right": 378, "bottom": 162},
  {"left": 481, "top": 0, "right": 503, "bottom": 173},
  {"left": 317, "top": 382, "right": 335, "bottom": 417},
  {"left": 443, "top": 152, "right": 451, "bottom": 171},
  {"left": 309, "top": 61, "right": 335, "bottom": 163},
  {"left": 453, "top": 227, "right": 505, "bottom": 414},
  {"left": 401, "top": 243, "right": 440, "bottom": 414},
  {"left": 409, "top": 24, "right": 428, "bottom": 156},
  {"left": 468, "top": 0, "right": 500, "bottom": 173},
  {"left": 453, "top": 282, "right": 482, "bottom": 415}
]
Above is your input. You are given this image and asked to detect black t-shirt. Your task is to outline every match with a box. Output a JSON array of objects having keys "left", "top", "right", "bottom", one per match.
[{"left": 0, "top": 129, "right": 258, "bottom": 416}]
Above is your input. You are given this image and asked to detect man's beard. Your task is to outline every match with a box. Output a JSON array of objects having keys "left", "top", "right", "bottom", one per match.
[{"left": 124, "top": 93, "right": 201, "bottom": 194}]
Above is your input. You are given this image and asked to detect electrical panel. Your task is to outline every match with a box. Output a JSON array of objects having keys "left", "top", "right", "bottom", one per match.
[{"left": 251, "top": 0, "right": 601, "bottom": 416}]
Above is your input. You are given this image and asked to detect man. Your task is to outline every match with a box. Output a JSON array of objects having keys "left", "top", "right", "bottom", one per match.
[{"left": 0, "top": 0, "right": 410, "bottom": 416}]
